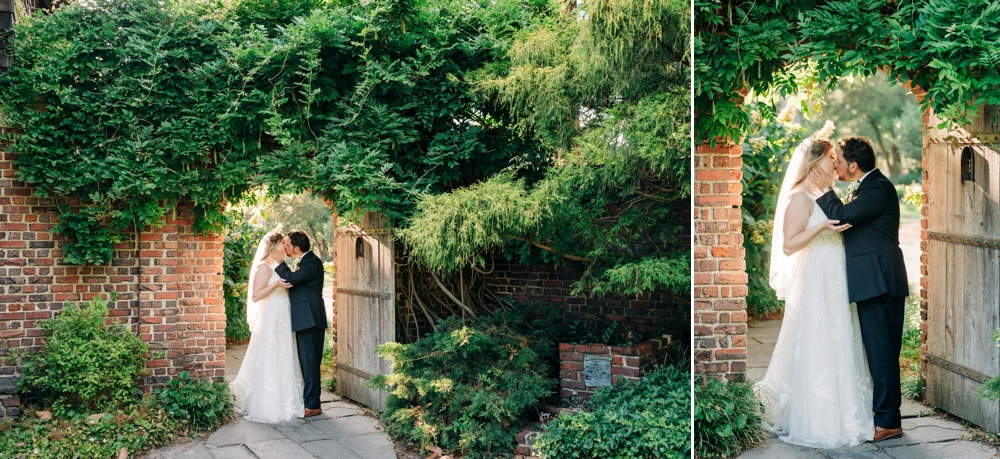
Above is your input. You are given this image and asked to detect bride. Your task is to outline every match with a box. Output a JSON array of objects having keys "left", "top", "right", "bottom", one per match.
[
  {"left": 230, "top": 231, "right": 305, "bottom": 423},
  {"left": 758, "top": 135, "right": 875, "bottom": 448}
]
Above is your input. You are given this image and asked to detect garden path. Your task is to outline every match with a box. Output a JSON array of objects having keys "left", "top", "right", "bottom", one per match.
[
  {"left": 139, "top": 345, "right": 396, "bottom": 459},
  {"left": 742, "top": 319, "right": 998, "bottom": 458}
]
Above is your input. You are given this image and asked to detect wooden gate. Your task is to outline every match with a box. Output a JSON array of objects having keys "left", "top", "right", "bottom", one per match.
[
  {"left": 333, "top": 211, "right": 394, "bottom": 411},
  {"left": 924, "top": 107, "right": 1000, "bottom": 432}
]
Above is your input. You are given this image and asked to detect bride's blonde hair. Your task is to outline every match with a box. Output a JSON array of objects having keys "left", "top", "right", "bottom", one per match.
[
  {"left": 793, "top": 138, "right": 833, "bottom": 187},
  {"left": 258, "top": 232, "right": 284, "bottom": 262}
]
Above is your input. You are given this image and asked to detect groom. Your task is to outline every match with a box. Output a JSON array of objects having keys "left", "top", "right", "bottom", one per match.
[
  {"left": 811, "top": 136, "right": 909, "bottom": 442},
  {"left": 275, "top": 230, "right": 327, "bottom": 418}
]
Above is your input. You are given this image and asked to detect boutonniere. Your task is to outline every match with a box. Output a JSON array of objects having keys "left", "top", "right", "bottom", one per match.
[
  {"left": 846, "top": 181, "right": 860, "bottom": 201},
  {"left": 292, "top": 257, "right": 301, "bottom": 271}
]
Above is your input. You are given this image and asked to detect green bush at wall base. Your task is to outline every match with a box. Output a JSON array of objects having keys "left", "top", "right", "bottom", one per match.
[
  {"left": 369, "top": 312, "right": 554, "bottom": 459},
  {"left": 694, "top": 377, "right": 766, "bottom": 458},
  {"left": 155, "top": 372, "right": 236, "bottom": 431},
  {"left": 16, "top": 299, "right": 149, "bottom": 416},
  {"left": 534, "top": 365, "right": 692, "bottom": 459}
]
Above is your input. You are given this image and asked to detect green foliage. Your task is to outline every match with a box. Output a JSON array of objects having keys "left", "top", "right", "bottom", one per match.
[
  {"left": 369, "top": 311, "right": 554, "bottom": 458},
  {"left": 268, "top": 193, "right": 334, "bottom": 259},
  {"left": 800, "top": 73, "right": 923, "bottom": 177},
  {"left": 322, "top": 330, "right": 336, "bottom": 392},
  {"left": 693, "top": 377, "right": 766, "bottom": 458},
  {"left": 696, "top": 0, "right": 1000, "bottom": 145},
  {"left": 534, "top": 365, "right": 691, "bottom": 459},
  {"left": 900, "top": 296, "right": 924, "bottom": 399},
  {"left": 223, "top": 208, "right": 266, "bottom": 344},
  {"left": 979, "top": 328, "right": 1000, "bottom": 402},
  {"left": 0, "top": 402, "right": 180, "bottom": 459},
  {"left": 739, "top": 110, "right": 807, "bottom": 317},
  {"left": 0, "top": 0, "right": 550, "bottom": 264},
  {"left": 398, "top": 0, "right": 690, "bottom": 297},
  {"left": 17, "top": 299, "right": 149, "bottom": 416},
  {"left": 155, "top": 371, "right": 236, "bottom": 430}
]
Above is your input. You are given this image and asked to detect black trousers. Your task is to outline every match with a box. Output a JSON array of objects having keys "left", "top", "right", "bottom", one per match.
[
  {"left": 856, "top": 294, "right": 906, "bottom": 429},
  {"left": 295, "top": 327, "right": 326, "bottom": 410}
]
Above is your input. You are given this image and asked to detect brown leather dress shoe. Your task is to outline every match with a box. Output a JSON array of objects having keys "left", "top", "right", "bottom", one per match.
[
  {"left": 302, "top": 408, "right": 323, "bottom": 419},
  {"left": 872, "top": 426, "right": 902, "bottom": 442}
]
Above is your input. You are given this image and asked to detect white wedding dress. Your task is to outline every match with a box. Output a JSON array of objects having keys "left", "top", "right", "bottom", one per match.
[
  {"left": 759, "top": 195, "right": 875, "bottom": 448},
  {"left": 229, "top": 263, "right": 304, "bottom": 423}
]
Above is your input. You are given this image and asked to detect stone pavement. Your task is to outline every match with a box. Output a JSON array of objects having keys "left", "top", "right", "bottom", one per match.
[
  {"left": 742, "top": 318, "right": 1000, "bottom": 459},
  {"left": 140, "top": 343, "right": 396, "bottom": 459}
]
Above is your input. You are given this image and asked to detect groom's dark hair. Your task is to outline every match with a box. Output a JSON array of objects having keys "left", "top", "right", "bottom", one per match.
[
  {"left": 838, "top": 136, "right": 876, "bottom": 172},
  {"left": 287, "top": 230, "right": 311, "bottom": 252}
]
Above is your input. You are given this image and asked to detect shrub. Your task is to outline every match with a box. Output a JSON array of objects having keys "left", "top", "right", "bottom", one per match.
[
  {"left": 979, "top": 329, "right": 1000, "bottom": 402},
  {"left": 693, "top": 377, "right": 766, "bottom": 458},
  {"left": 370, "top": 312, "right": 554, "bottom": 458},
  {"left": 534, "top": 365, "right": 691, "bottom": 459},
  {"left": 223, "top": 210, "right": 265, "bottom": 345},
  {"left": 155, "top": 372, "right": 236, "bottom": 431},
  {"left": 0, "top": 402, "right": 179, "bottom": 459},
  {"left": 17, "top": 298, "right": 149, "bottom": 416},
  {"left": 900, "top": 297, "right": 924, "bottom": 399}
]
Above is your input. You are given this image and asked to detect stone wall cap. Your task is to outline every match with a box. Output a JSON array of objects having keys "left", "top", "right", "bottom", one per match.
[{"left": 0, "top": 376, "right": 20, "bottom": 395}]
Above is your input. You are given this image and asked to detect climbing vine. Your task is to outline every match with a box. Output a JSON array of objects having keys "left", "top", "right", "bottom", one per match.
[
  {"left": 695, "top": 0, "right": 1000, "bottom": 144},
  {"left": 0, "top": 0, "right": 549, "bottom": 264}
]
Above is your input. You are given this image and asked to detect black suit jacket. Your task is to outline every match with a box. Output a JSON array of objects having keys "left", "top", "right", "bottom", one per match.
[
  {"left": 275, "top": 251, "right": 327, "bottom": 332},
  {"left": 816, "top": 169, "right": 909, "bottom": 304}
]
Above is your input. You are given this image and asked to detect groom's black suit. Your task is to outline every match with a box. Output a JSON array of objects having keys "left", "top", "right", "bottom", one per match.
[
  {"left": 276, "top": 251, "right": 327, "bottom": 411},
  {"left": 817, "top": 169, "right": 909, "bottom": 430}
]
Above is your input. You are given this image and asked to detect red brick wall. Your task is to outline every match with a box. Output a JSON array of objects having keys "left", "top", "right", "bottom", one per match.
[
  {"left": 558, "top": 336, "right": 674, "bottom": 402},
  {"left": 483, "top": 263, "right": 687, "bottom": 339},
  {"left": 0, "top": 129, "right": 226, "bottom": 417},
  {"left": 693, "top": 142, "right": 748, "bottom": 381}
]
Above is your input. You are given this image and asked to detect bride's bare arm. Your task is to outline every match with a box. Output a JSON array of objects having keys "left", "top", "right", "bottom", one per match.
[
  {"left": 251, "top": 264, "right": 288, "bottom": 303},
  {"left": 782, "top": 191, "right": 851, "bottom": 256}
]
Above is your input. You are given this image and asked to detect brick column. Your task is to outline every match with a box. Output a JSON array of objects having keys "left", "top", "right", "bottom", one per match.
[
  {"left": 138, "top": 204, "right": 226, "bottom": 388},
  {"left": 693, "top": 142, "right": 748, "bottom": 381}
]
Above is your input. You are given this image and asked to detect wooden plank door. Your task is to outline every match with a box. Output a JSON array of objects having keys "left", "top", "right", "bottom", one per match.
[
  {"left": 924, "top": 108, "right": 1000, "bottom": 432},
  {"left": 333, "top": 211, "right": 394, "bottom": 411}
]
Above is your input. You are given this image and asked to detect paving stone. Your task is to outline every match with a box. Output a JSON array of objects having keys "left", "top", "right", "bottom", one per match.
[
  {"left": 884, "top": 440, "right": 1000, "bottom": 459},
  {"left": 312, "top": 402, "right": 362, "bottom": 419},
  {"left": 822, "top": 441, "right": 882, "bottom": 456},
  {"left": 900, "top": 400, "right": 933, "bottom": 419},
  {"left": 825, "top": 442, "right": 893, "bottom": 458},
  {"left": 275, "top": 419, "right": 331, "bottom": 442},
  {"left": 300, "top": 439, "right": 364, "bottom": 459},
  {"left": 311, "top": 415, "right": 384, "bottom": 439},
  {"left": 735, "top": 438, "right": 828, "bottom": 459},
  {"left": 338, "top": 432, "right": 396, "bottom": 459},
  {"left": 873, "top": 417, "right": 967, "bottom": 448},
  {"left": 207, "top": 445, "right": 255, "bottom": 459},
  {"left": 245, "top": 439, "right": 317, "bottom": 459},
  {"left": 142, "top": 440, "right": 213, "bottom": 459},
  {"left": 206, "top": 419, "right": 286, "bottom": 447}
]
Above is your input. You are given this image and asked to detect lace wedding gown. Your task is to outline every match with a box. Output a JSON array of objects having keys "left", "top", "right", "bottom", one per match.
[
  {"left": 229, "top": 264, "right": 304, "bottom": 423},
  {"left": 759, "top": 197, "right": 875, "bottom": 448}
]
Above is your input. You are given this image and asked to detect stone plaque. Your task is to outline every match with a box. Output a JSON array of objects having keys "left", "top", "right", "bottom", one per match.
[{"left": 583, "top": 355, "right": 612, "bottom": 388}]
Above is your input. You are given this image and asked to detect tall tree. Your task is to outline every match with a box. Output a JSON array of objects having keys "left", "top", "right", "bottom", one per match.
[{"left": 401, "top": 0, "right": 691, "bottom": 296}]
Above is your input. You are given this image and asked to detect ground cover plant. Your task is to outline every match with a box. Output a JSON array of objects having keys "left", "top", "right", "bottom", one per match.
[{"left": 534, "top": 364, "right": 692, "bottom": 459}]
